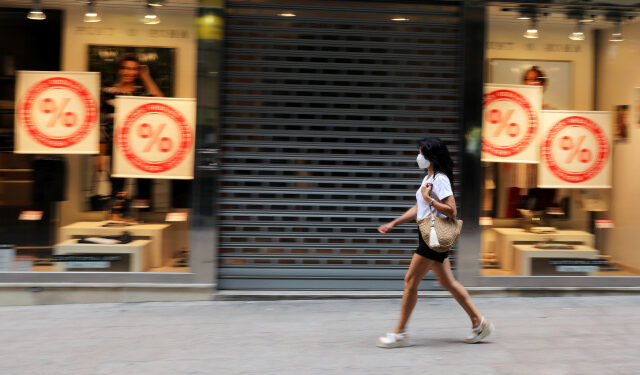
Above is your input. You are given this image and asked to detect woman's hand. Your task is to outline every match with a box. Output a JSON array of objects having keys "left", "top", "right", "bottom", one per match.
[
  {"left": 421, "top": 183, "right": 433, "bottom": 202},
  {"left": 139, "top": 65, "right": 164, "bottom": 97},
  {"left": 139, "top": 65, "right": 152, "bottom": 82},
  {"left": 377, "top": 222, "right": 395, "bottom": 235}
]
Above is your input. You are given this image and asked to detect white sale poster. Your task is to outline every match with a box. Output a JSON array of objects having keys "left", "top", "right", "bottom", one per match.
[
  {"left": 482, "top": 84, "right": 543, "bottom": 163},
  {"left": 112, "top": 96, "right": 196, "bottom": 179},
  {"left": 14, "top": 71, "right": 100, "bottom": 154},
  {"left": 538, "top": 111, "right": 612, "bottom": 188}
]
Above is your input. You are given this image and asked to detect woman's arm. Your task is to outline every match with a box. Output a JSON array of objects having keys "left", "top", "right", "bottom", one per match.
[
  {"left": 421, "top": 183, "right": 457, "bottom": 220},
  {"left": 139, "top": 65, "right": 164, "bottom": 97},
  {"left": 378, "top": 205, "right": 417, "bottom": 234},
  {"left": 431, "top": 195, "right": 457, "bottom": 220}
]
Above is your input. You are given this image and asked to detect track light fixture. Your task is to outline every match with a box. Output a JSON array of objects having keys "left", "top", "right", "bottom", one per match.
[
  {"left": 143, "top": 2, "right": 160, "bottom": 24},
  {"left": 610, "top": 21, "right": 624, "bottom": 42},
  {"left": 569, "top": 22, "right": 585, "bottom": 41},
  {"left": 27, "top": 0, "right": 46, "bottom": 20},
  {"left": 566, "top": 10, "right": 590, "bottom": 41},
  {"left": 523, "top": 18, "right": 539, "bottom": 39},
  {"left": 606, "top": 13, "right": 625, "bottom": 42},
  {"left": 515, "top": 6, "right": 537, "bottom": 20},
  {"left": 84, "top": 1, "right": 101, "bottom": 23}
]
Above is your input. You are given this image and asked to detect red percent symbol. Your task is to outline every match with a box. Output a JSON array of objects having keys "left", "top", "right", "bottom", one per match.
[
  {"left": 138, "top": 123, "right": 173, "bottom": 153},
  {"left": 487, "top": 108, "right": 520, "bottom": 138},
  {"left": 542, "top": 116, "right": 609, "bottom": 184},
  {"left": 482, "top": 89, "right": 538, "bottom": 158},
  {"left": 117, "top": 102, "right": 192, "bottom": 174},
  {"left": 560, "top": 135, "right": 592, "bottom": 164},
  {"left": 19, "top": 77, "right": 97, "bottom": 148},
  {"left": 40, "top": 97, "right": 77, "bottom": 128}
]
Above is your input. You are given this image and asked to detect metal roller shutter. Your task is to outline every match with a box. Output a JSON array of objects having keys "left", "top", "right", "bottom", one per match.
[{"left": 219, "top": 0, "right": 463, "bottom": 289}]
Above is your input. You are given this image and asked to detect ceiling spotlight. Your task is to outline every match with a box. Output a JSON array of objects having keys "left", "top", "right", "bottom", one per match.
[
  {"left": 516, "top": 7, "right": 536, "bottom": 20},
  {"left": 84, "top": 1, "right": 101, "bottom": 23},
  {"left": 144, "top": 2, "right": 160, "bottom": 24},
  {"left": 609, "top": 21, "right": 623, "bottom": 42},
  {"left": 523, "top": 19, "right": 539, "bottom": 39},
  {"left": 569, "top": 22, "right": 585, "bottom": 41},
  {"left": 27, "top": 0, "right": 46, "bottom": 20},
  {"left": 277, "top": 11, "right": 296, "bottom": 17},
  {"left": 391, "top": 17, "right": 410, "bottom": 21}
]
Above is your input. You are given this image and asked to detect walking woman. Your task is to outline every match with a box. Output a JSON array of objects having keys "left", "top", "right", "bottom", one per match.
[{"left": 376, "top": 137, "right": 494, "bottom": 348}]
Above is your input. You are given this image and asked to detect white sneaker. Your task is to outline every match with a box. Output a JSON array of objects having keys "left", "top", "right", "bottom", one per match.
[
  {"left": 376, "top": 332, "right": 410, "bottom": 348},
  {"left": 464, "top": 317, "right": 494, "bottom": 344}
]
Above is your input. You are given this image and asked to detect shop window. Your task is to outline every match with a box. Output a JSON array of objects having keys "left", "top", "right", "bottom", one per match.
[
  {"left": 480, "top": 5, "right": 639, "bottom": 277},
  {"left": 0, "top": 3, "right": 198, "bottom": 274}
]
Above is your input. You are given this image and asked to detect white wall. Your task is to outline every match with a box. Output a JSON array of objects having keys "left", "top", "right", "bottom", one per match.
[
  {"left": 487, "top": 21, "right": 595, "bottom": 111},
  {"left": 57, "top": 5, "right": 198, "bottom": 226},
  {"left": 596, "top": 26, "right": 640, "bottom": 269}
]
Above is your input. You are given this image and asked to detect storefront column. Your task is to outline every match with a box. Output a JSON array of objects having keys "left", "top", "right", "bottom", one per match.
[
  {"left": 191, "top": 0, "right": 224, "bottom": 286},
  {"left": 457, "top": 0, "right": 486, "bottom": 286}
]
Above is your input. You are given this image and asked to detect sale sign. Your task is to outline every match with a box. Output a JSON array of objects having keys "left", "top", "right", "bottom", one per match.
[
  {"left": 112, "top": 96, "right": 196, "bottom": 179},
  {"left": 482, "top": 84, "right": 542, "bottom": 163},
  {"left": 538, "top": 111, "right": 612, "bottom": 188},
  {"left": 15, "top": 71, "right": 100, "bottom": 154}
]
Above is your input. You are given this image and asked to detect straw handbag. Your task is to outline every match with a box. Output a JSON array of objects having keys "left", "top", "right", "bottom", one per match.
[
  {"left": 417, "top": 211, "right": 462, "bottom": 252},
  {"left": 416, "top": 186, "right": 463, "bottom": 253}
]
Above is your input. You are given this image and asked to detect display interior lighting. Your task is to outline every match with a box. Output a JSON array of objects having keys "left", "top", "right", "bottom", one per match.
[
  {"left": 84, "top": 1, "right": 101, "bottom": 23},
  {"left": 277, "top": 11, "right": 296, "bottom": 17},
  {"left": 148, "top": 0, "right": 164, "bottom": 6},
  {"left": 515, "top": 7, "right": 536, "bottom": 20},
  {"left": 610, "top": 21, "right": 624, "bottom": 42},
  {"left": 569, "top": 22, "right": 585, "bottom": 41},
  {"left": 523, "top": 19, "right": 539, "bottom": 39},
  {"left": 27, "top": 0, "right": 46, "bottom": 20},
  {"left": 144, "top": 3, "right": 160, "bottom": 24},
  {"left": 391, "top": 17, "right": 410, "bottom": 21}
]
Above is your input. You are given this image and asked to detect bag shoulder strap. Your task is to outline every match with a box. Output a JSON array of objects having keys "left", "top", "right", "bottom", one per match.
[{"left": 428, "top": 173, "right": 447, "bottom": 220}]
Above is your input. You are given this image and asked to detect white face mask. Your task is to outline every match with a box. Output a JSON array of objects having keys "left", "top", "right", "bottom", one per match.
[{"left": 416, "top": 154, "right": 430, "bottom": 169}]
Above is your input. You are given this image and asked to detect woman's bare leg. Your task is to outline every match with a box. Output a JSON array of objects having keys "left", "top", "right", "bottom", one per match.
[
  {"left": 393, "top": 253, "right": 434, "bottom": 333},
  {"left": 431, "top": 258, "right": 482, "bottom": 327}
]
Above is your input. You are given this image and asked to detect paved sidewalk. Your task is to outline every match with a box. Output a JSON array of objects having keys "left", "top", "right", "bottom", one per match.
[{"left": 0, "top": 296, "right": 639, "bottom": 375}]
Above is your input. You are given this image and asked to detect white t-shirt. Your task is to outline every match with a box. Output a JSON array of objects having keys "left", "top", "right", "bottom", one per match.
[{"left": 416, "top": 173, "right": 454, "bottom": 219}]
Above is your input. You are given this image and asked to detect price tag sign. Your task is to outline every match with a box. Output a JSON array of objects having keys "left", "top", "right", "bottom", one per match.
[
  {"left": 15, "top": 71, "right": 100, "bottom": 154},
  {"left": 538, "top": 111, "right": 612, "bottom": 188},
  {"left": 482, "top": 84, "right": 542, "bottom": 163},
  {"left": 113, "top": 96, "right": 196, "bottom": 179}
]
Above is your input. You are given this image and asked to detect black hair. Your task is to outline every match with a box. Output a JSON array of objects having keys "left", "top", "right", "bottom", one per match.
[
  {"left": 523, "top": 66, "right": 547, "bottom": 86},
  {"left": 118, "top": 53, "right": 140, "bottom": 69},
  {"left": 418, "top": 137, "right": 454, "bottom": 188}
]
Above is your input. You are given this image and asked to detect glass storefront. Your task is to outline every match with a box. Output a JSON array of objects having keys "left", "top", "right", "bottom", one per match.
[
  {"left": 0, "top": 0, "right": 638, "bottom": 293},
  {"left": 0, "top": 0, "right": 218, "bottom": 279},
  {"left": 479, "top": 4, "right": 640, "bottom": 278}
]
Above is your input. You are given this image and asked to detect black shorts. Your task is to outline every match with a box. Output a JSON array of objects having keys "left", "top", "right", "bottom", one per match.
[{"left": 415, "top": 230, "right": 449, "bottom": 263}]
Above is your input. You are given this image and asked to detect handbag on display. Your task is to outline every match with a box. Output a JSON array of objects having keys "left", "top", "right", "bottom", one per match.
[
  {"left": 89, "top": 170, "right": 111, "bottom": 211},
  {"left": 416, "top": 175, "right": 463, "bottom": 252}
]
